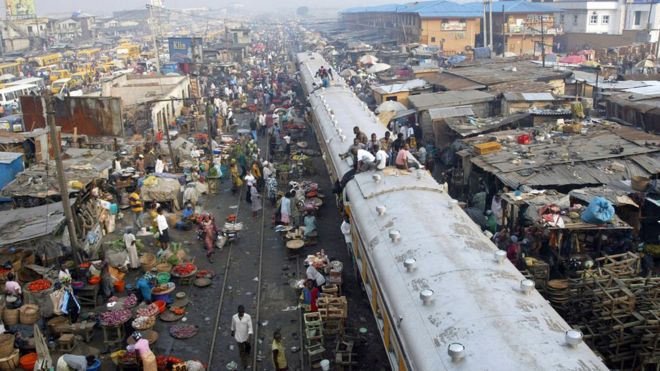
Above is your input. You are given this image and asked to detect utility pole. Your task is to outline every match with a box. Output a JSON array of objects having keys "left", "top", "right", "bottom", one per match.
[
  {"left": 483, "top": 0, "right": 488, "bottom": 48},
  {"left": 488, "top": 0, "right": 493, "bottom": 51},
  {"left": 541, "top": 15, "right": 546, "bottom": 67},
  {"left": 207, "top": 100, "right": 214, "bottom": 157},
  {"left": 165, "top": 98, "right": 178, "bottom": 172},
  {"left": 44, "top": 95, "right": 81, "bottom": 263},
  {"left": 148, "top": 4, "right": 161, "bottom": 74}
]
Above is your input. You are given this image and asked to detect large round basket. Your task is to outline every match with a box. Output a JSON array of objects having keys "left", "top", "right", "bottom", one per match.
[
  {"left": 0, "top": 334, "right": 15, "bottom": 358},
  {"left": 156, "top": 263, "right": 172, "bottom": 273},
  {"left": 2, "top": 308, "right": 18, "bottom": 326},
  {"left": 132, "top": 316, "right": 156, "bottom": 331},
  {"left": 0, "top": 348, "right": 19, "bottom": 371},
  {"left": 18, "top": 304, "right": 40, "bottom": 325},
  {"left": 140, "top": 253, "right": 157, "bottom": 272},
  {"left": 127, "top": 329, "right": 158, "bottom": 345}
]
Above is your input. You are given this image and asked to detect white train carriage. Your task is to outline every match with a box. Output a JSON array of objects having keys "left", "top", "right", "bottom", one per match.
[{"left": 297, "top": 51, "right": 608, "bottom": 371}]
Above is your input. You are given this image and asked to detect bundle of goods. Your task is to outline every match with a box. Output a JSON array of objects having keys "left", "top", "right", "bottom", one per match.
[
  {"left": 100, "top": 309, "right": 132, "bottom": 327},
  {"left": 108, "top": 294, "right": 138, "bottom": 308}
]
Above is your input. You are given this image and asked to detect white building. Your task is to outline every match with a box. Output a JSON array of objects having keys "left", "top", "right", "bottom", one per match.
[
  {"left": 554, "top": 0, "right": 627, "bottom": 34},
  {"left": 624, "top": 1, "right": 660, "bottom": 42}
]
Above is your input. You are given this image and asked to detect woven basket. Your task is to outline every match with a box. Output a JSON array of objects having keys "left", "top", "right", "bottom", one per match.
[
  {"left": 0, "top": 334, "right": 14, "bottom": 358},
  {"left": 19, "top": 304, "right": 40, "bottom": 325},
  {"left": 156, "top": 263, "right": 172, "bottom": 273},
  {"left": 140, "top": 253, "right": 157, "bottom": 272},
  {"left": 2, "top": 308, "right": 18, "bottom": 326},
  {"left": 0, "top": 348, "right": 19, "bottom": 371}
]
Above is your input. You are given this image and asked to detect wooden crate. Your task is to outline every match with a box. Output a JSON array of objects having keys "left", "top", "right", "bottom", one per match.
[{"left": 474, "top": 142, "right": 502, "bottom": 155}]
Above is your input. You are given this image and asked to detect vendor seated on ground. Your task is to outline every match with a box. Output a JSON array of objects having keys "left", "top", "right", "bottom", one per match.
[
  {"left": 56, "top": 354, "right": 96, "bottom": 371},
  {"left": 305, "top": 262, "right": 326, "bottom": 288},
  {"left": 4, "top": 272, "right": 21, "bottom": 296},
  {"left": 136, "top": 272, "right": 156, "bottom": 304}
]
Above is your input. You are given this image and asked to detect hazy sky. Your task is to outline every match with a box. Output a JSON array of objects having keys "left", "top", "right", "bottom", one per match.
[{"left": 29, "top": 0, "right": 391, "bottom": 15}]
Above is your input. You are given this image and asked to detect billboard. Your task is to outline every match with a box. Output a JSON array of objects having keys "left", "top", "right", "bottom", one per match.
[
  {"left": 5, "top": 0, "right": 36, "bottom": 18},
  {"left": 168, "top": 37, "right": 203, "bottom": 63}
]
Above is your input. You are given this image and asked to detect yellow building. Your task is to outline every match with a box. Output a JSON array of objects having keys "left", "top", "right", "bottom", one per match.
[{"left": 420, "top": 18, "right": 482, "bottom": 54}]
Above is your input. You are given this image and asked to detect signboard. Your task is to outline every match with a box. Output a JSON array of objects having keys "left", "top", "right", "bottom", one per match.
[
  {"left": 5, "top": 0, "right": 36, "bottom": 18},
  {"left": 168, "top": 37, "right": 203, "bottom": 63},
  {"left": 441, "top": 21, "right": 467, "bottom": 31}
]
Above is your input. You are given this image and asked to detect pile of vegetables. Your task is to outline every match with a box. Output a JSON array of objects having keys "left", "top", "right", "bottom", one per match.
[
  {"left": 132, "top": 316, "right": 155, "bottom": 330},
  {"left": 119, "top": 350, "right": 137, "bottom": 364},
  {"left": 172, "top": 263, "right": 196, "bottom": 277},
  {"left": 137, "top": 304, "right": 159, "bottom": 318},
  {"left": 196, "top": 269, "right": 214, "bottom": 278},
  {"left": 156, "top": 355, "right": 183, "bottom": 370},
  {"left": 100, "top": 309, "right": 132, "bottom": 327},
  {"left": 27, "top": 279, "right": 52, "bottom": 292},
  {"left": 108, "top": 238, "right": 145, "bottom": 253},
  {"left": 171, "top": 307, "right": 185, "bottom": 315},
  {"left": 108, "top": 294, "right": 138, "bottom": 308},
  {"left": 169, "top": 324, "right": 198, "bottom": 339}
]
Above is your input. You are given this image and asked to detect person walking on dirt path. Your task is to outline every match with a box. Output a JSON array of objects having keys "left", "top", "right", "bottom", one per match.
[
  {"left": 231, "top": 305, "right": 253, "bottom": 370},
  {"left": 272, "top": 330, "right": 288, "bottom": 371}
]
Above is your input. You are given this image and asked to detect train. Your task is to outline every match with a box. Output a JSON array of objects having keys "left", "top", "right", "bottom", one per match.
[{"left": 296, "top": 51, "right": 608, "bottom": 371}]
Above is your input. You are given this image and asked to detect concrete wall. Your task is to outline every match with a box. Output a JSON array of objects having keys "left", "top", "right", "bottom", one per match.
[
  {"left": 150, "top": 77, "right": 191, "bottom": 133},
  {"left": 555, "top": 30, "right": 646, "bottom": 52},
  {"left": 420, "top": 18, "right": 481, "bottom": 54},
  {"left": 625, "top": 3, "right": 660, "bottom": 43}
]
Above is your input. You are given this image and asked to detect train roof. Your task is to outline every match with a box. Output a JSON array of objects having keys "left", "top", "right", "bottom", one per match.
[
  {"left": 346, "top": 172, "right": 608, "bottom": 370},
  {"left": 298, "top": 51, "right": 609, "bottom": 371}
]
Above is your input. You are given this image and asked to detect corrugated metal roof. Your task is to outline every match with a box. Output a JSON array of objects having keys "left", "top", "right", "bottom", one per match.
[
  {"left": 429, "top": 106, "right": 474, "bottom": 120},
  {"left": 409, "top": 90, "right": 496, "bottom": 110},
  {"left": 425, "top": 72, "right": 486, "bottom": 91},
  {"left": 489, "top": 1, "right": 562, "bottom": 13},
  {"left": 372, "top": 79, "right": 429, "bottom": 94},
  {"left": 0, "top": 200, "right": 69, "bottom": 247}
]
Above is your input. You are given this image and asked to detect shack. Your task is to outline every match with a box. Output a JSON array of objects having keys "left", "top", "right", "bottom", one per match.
[
  {"left": 0, "top": 151, "right": 24, "bottom": 191},
  {"left": 371, "top": 79, "right": 431, "bottom": 107}
]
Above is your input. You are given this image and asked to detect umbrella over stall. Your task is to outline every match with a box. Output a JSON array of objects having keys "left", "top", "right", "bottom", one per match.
[
  {"left": 367, "top": 63, "right": 391, "bottom": 74},
  {"left": 340, "top": 69, "right": 357, "bottom": 78},
  {"left": 359, "top": 54, "right": 379, "bottom": 65},
  {"left": 375, "top": 100, "right": 407, "bottom": 113}
]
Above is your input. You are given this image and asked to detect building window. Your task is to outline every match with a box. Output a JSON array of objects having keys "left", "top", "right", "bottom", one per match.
[
  {"left": 589, "top": 14, "right": 598, "bottom": 24},
  {"left": 634, "top": 11, "right": 642, "bottom": 26},
  {"left": 431, "top": 36, "right": 436, "bottom": 42},
  {"left": 560, "top": 14, "right": 565, "bottom": 24},
  {"left": 573, "top": 15, "right": 578, "bottom": 25},
  {"left": 602, "top": 15, "right": 609, "bottom": 24}
]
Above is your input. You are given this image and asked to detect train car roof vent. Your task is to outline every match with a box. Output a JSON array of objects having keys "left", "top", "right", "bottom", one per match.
[
  {"left": 376, "top": 205, "right": 386, "bottom": 216},
  {"left": 372, "top": 174, "right": 381, "bottom": 182},
  {"left": 389, "top": 229, "right": 400, "bottom": 243},
  {"left": 447, "top": 343, "right": 466, "bottom": 362},
  {"left": 340, "top": 134, "right": 346, "bottom": 142},
  {"left": 420, "top": 289, "right": 433, "bottom": 305},
  {"left": 520, "top": 279, "right": 535, "bottom": 295},
  {"left": 403, "top": 258, "right": 415, "bottom": 272},
  {"left": 495, "top": 250, "right": 507, "bottom": 264},
  {"left": 565, "top": 329, "right": 583, "bottom": 348}
]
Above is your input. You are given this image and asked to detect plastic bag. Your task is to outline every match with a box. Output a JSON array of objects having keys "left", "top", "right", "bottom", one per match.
[{"left": 581, "top": 197, "right": 614, "bottom": 224}]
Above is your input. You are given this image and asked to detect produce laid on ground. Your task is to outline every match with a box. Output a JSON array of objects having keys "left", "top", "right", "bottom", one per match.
[
  {"left": 27, "top": 279, "right": 52, "bottom": 292},
  {"left": 172, "top": 263, "right": 196, "bottom": 277},
  {"left": 169, "top": 324, "right": 198, "bottom": 339},
  {"left": 156, "top": 355, "right": 183, "bottom": 369},
  {"left": 136, "top": 304, "right": 159, "bottom": 318},
  {"left": 171, "top": 307, "right": 185, "bottom": 315},
  {"left": 132, "top": 316, "right": 155, "bottom": 330},
  {"left": 108, "top": 294, "right": 138, "bottom": 308},
  {"left": 100, "top": 309, "right": 132, "bottom": 327},
  {"left": 119, "top": 350, "right": 137, "bottom": 364}
]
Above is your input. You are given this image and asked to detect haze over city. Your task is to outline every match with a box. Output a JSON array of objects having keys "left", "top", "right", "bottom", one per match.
[{"left": 27, "top": 0, "right": 392, "bottom": 15}]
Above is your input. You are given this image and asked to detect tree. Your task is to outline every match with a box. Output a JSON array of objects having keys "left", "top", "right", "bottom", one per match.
[{"left": 296, "top": 6, "right": 309, "bottom": 17}]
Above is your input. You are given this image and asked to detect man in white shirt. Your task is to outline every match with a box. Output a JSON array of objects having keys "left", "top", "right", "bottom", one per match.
[
  {"left": 306, "top": 263, "right": 326, "bottom": 287},
  {"left": 340, "top": 217, "right": 352, "bottom": 250},
  {"left": 155, "top": 207, "right": 170, "bottom": 249},
  {"left": 231, "top": 305, "right": 253, "bottom": 370},
  {"left": 355, "top": 148, "right": 376, "bottom": 172},
  {"left": 258, "top": 112, "right": 267, "bottom": 136},
  {"left": 154, "top": 155, "right": 165, "bottom": 174},
  {"left": 374, "top": 144, "right": 388, "bottom": 170},
  {"left": 399, "top": 123, "right": 414, "bottom": 141}
]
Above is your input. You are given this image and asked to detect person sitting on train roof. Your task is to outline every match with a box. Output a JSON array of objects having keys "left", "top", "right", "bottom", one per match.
[
  {"left": 355, "top": 148, "right": 376, "bottom": 173},
  {"left": 339, "top": 138, "right": 365, "bottom": 161},
  {"left": 395, "top": 144, "right": 420, "bottom": 171},
  {"left": 353, "top": 126, "right": 368, "bottom": 144},
  {"left": 374, "top": 144, "right": 388, "bottom": 171},
  {"left": 366, "top": 133, "right": 378, "bottom": 155}
]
